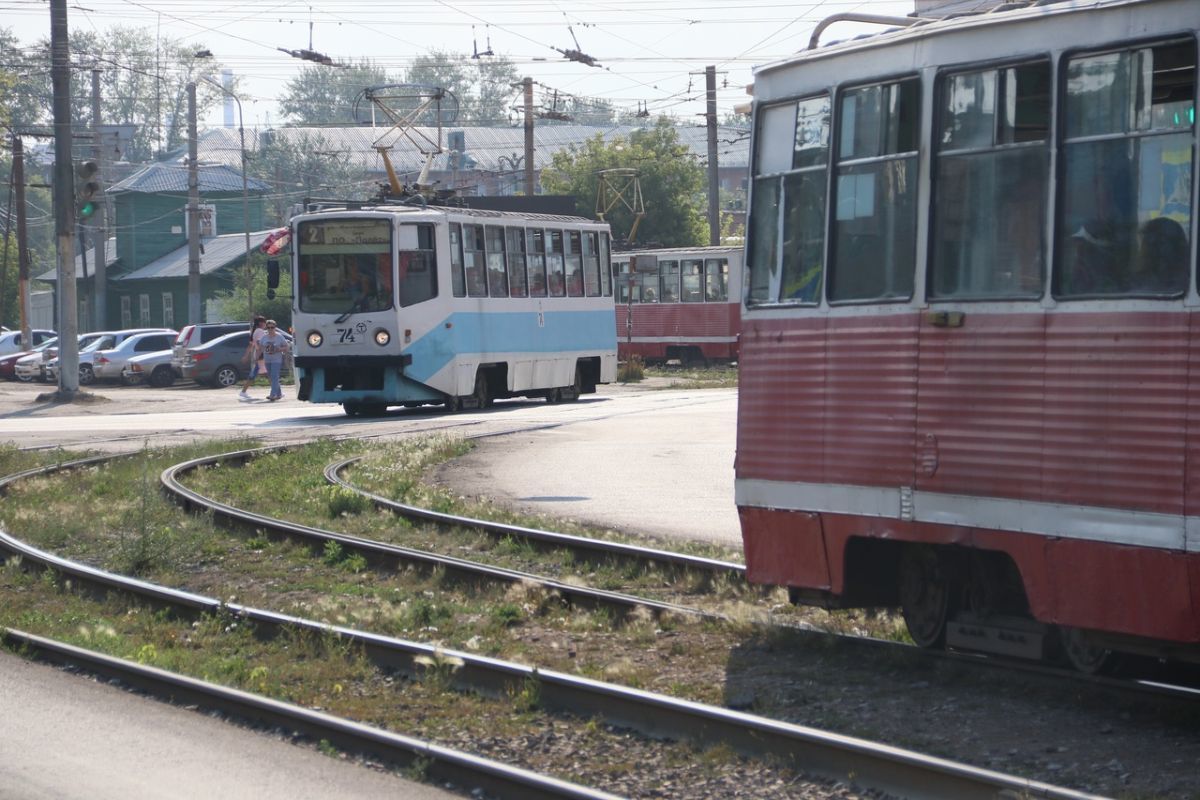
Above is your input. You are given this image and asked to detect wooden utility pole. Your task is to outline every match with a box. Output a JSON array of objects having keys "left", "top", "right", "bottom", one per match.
[
  {"left": 706, "top": 66, "right": 720, "bottom": 246},
  {"left": 91, "top": 68, "right": 107, "bottom": 329},
  {"left": 12, "top": 135, "right": 32, "bottom": 343},
  {"left": 187, "top": 83, "right": 201, "bottom": 324},
  {"left": 51, "top": 0, "right": 79, "bottom": 395},
  {"left": 523, "top": 77, "right": 535, "bottom": 196}
]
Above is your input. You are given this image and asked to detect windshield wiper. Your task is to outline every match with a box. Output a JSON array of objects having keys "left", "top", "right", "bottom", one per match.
[{"left": 334, "top": 299, "right": 361, "bottom": 324}]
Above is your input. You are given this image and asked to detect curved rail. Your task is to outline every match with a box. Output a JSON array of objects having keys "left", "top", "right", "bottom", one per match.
[
  {"left": 325, "top": 455, "right": 746, "bottom": 579},
  {"left": 160, "top": 447, "right": 707, "bottom": 621},
  {"left": 0, "top": 454, "right": 1108, "bottom": 800}
]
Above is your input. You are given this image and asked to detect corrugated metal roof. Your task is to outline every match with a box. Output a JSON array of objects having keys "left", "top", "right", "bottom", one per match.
[
  {"left": 108, "top": 162, "right": 271, "bottom": 194},
  {"left": 35, "top": 237, "right": 119, "bottom": 282},
  {"left": 188, "top": 123, "right": 750, "bottom": 175},
  {"left": 117, "top": 230, "right": 275, "bottom": 281}
]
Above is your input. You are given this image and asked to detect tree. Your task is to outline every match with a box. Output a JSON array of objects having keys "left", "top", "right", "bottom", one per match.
[
  {"left": 405, "top": 52, "right": 519, "bottom": 126},
  {"left": 207, "top": 251, "right": 292, "bottom": 330},
  {"left": 540, "top": 118, "right": 708, "bottom": 247},
  {"left": 5, "top": 25, "right": 226, "bottom": 160},
  {"left": 278, "top": 59, "right": 393, "bottom": 125},
  {"left": 250, "top": 130, "right": 371, "bottom": 223}
]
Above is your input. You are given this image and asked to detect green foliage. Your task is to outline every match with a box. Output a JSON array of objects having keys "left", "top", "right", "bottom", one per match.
[
  {"left": 250, "top": 130, "right": 370, "bottom": 219},
  {"left": 406, "top": 52, "right": 519, "bottom": 126},
  {"left": 540, "top": 119, "right": 708, "bottom": 247},
  {"left": 279, "top": 59, "right": 392, "bottom": 125},
  {"left": 206, "top": 250, "right": 293, "bottom": 330},
  {"left": 618, "top": 355, "right": 645, "bottom": 383},
  {"left": 325, "top": 486, "right": 370, "bottom": 518}
]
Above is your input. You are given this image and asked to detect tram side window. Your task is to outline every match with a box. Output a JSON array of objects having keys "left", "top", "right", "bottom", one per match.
[
  {"left": 659, "top": 260, "right": 680, "bottom": 302},
  {"left": 682, "top": 259, "right": 704, "bottom": 302},
  {"left": 506, "top": 227, "right": 528, "bottom": 298},
  {"left": 615, "top": 261, "right": 635, "bottom": 303},
  {"left": 931, "top": 61, "right": 1050, "bottom": 299},
  {"left": 449, "top": 223, "right": 466, "bottom": 297},
  {"left": 485, "top": 225, "right": 509, "bottom": 298},
  {"left": 705, "top": 258, "right": 729, "bottom": 301},
  {"left": 583, "top": 232, "right": 602, "bottom": 296},
  {"left": 1055, "top": 41, "right": 1194, "bottom": 298},
  {"left": 747, "top": 95, "right": 829, "bottom": 304},
  {"left": 829, "top": 79, "right": 919, "bottom": 302},
  {"left": 600, "top": 233, "right": 612, "bottom": 296},
  {"left": 463, "top": 224, "right": 488, "bottom": 297},
  {"left": 527, "top": 228, "right": 548, "bottom": 297},
  {"left": 547, "top": 230, "right": 567, "bottom": 296},
  {"left": 398, "top": 224, "right": 437, "bottom": 307},
  {"left": 566, "top": 231, "right": 585, "bottom": 297}
]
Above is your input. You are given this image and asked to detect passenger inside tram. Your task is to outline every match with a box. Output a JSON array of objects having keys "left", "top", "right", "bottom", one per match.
[{"left": 1134, "top": 216, "right": 1190, "bottom": 294}]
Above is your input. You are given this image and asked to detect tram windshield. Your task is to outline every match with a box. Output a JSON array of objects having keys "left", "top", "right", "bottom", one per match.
[{"left": 297, "top": 218, "right": 394, "bottom": 314}]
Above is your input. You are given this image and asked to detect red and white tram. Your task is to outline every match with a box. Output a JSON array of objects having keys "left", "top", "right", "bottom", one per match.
[
  {"left": 736, "top": 0, "right": 1200, "bottom": 670},
  {"left": 612, "top": 246, "right": 742, "bottom": 364}
]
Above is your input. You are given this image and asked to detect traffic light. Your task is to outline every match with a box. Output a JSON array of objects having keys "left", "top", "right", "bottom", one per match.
[{"left": 75, "top": 160, "right": 100, "bottom": 220}]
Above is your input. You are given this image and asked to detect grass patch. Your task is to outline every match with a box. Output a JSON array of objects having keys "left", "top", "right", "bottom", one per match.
[{"left": 645, "top": 364, "right": 738, "bottom": 390}]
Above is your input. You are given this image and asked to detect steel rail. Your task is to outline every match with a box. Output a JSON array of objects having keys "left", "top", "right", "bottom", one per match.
[
  {"left": 325, "top": 455, "right": 746, "bottom": 578},
  {"left": 160, "top": 447, "right": 707, "bottom": 621},
  {"left": 0, "top": 628, "right": 620, "bottom": 800},
  {"left": 0, "top": 456, "right": 1106, "bottom": 800}
]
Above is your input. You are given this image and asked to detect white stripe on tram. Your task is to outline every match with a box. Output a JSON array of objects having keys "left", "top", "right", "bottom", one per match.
[
  {"left": 735, "top": 479, "right": 1195, "bottom": 553},
  {"left": 623, "top": 335, "right": 738, "bottom": 343}
]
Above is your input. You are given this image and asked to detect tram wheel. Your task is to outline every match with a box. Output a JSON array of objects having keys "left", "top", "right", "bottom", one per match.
[
  {"left": 562, "top": 366, "right": 583, "bottom": 402},
  {"left": 472, "top": 372, "right": 492, "bottom": 409},
  {"left": 444, "top": 395, "right": 462, "bottom": 413},
  {"left": 343, "top": 402, "right": 362, "bottom": 417},
  {"left": 545, "top": 388, "right": 562, "bottom": 404},
  {"left": 898, "top": 545, "right": 952, "bottom": 649},
  {"left": 1057, "top": 626, "right": 1115, "bottom": 675}
]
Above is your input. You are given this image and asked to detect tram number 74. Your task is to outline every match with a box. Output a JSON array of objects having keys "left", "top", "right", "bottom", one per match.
[{"left": 335, "top": 328, "right": 357, "bottom": 344}]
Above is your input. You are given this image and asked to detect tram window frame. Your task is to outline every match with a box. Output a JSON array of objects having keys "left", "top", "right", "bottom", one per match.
[
  {"left": 462, "top": 224, "right": 488, "bottom": 298},
  {"left": 506, "top": 227, "right": 528, "bottom": 298},
  {"left": 566, "top": 231, "right": 585, "bottom": 297},
  {"left": 449, "top": 223, "right": 466, "bottom": 298},
  {"left": 929, "top": 59, "right": 1051, "bottom": 301},
  {"left": 527, "top": 228, "right": 548, "bottom": 297},
  {"left": 398, "top": 223, "right": 438, "bottom": 308},
  {"left": 705, "top": 258, "right": 729, "bottom": 301},
  {"left": 485, "top": 225, "right": 510, "bottom": 298},
  {"left": 583, "top": 231, "right": 602, "bottom": 296},
  {"left": 682, "top": 258, "right": 705, "bottom": 302},
  {"left": 659, "top": 259, "right": 680, "bottom": 303},
  {"left": 746, "top": 94, "right": 830, "bottom": 306},
  {"left": 1054, "top": 38, "right": 1195, "bottom": 300},
  {"left": 615, "top": 260, "right": 635, "bottom": 303},
  {"left": 828, "top": 77, "right": 920, "bottom": 304},
  {"left": 600, "top": 232, "right": 613, "bottom": 296},
  {"left": 547, "top": 230, "right": 567, "bottom": 297}
]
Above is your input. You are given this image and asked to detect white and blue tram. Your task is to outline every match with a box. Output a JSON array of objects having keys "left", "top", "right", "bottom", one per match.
[{"left": 290, "top": 204, "right": 618, "bottom": 416}]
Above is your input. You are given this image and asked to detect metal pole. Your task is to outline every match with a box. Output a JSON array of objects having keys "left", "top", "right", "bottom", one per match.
[
  {"left": 199, "top": 75, "right": 251, "bottom": 318},
  {"left": 91, "top": 67, "right": 107, "bottom": 329},
  {"left": 706, "top": 66, "right": 720, "bottom": 246},
  {"left": 51, "top": 0, "right": 78, "bottom": 395},
  {"left": 13, "top": 135, "right": 31, "bottom": 341},
  {"left": 187, "top": 82, "right": 201, "bottom": 323},
  {"left": 523, "top": 77, "right": 535, "bottom": 196}
]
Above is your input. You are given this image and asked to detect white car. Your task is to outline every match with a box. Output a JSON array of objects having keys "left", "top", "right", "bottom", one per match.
[
  {"left": 46, "top": 328, "right": 174, "bottom": 385},
  {"left": 0, "top": 329, "right": 56, "bottom": 356},
  {"left": 92, "top": 330, "right": 177, "bottom": 383},
  {"left": 123, "top": 349, "right": 177, "bottom": 387},
  {"left": 16, "top": 332, "right": 107, "bottom": 382}
]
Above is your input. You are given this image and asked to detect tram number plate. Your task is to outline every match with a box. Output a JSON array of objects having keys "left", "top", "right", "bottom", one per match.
[{"left": 334, "top": 328, "right": 358, "bottom": 344}]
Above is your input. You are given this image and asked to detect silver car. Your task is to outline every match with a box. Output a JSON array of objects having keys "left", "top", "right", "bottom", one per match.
[
  {"left": 92, "top": 330, "right": 178, "bottom": 383},
  {"left": 123, "top": 349, "right": 177, "bottom": 387}
]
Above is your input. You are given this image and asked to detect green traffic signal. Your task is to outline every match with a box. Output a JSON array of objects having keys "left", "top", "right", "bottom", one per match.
[{"left": 75, "top": 160, "right": 100, "bottom": 221}]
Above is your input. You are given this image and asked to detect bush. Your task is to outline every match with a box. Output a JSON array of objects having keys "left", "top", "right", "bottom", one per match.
[{"left": 618, "top": 355, "right": 645, "bottom": 383}]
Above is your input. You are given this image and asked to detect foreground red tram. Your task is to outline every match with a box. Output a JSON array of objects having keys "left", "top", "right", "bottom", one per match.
[
  {"left": 612, "top": 246, "right": 742, "bottom": 364},
  {"left": 736, "top": 0, "right": 1200, "bottom": 670}
]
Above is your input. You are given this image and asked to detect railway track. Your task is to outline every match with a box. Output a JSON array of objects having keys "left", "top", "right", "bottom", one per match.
[{"left": 0, "top": 452, "right": 1113, "bottom": 800}]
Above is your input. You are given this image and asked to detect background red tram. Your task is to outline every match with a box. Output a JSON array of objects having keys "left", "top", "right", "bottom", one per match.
[
  {"left": 612, "top": 246, "right": 743, "bottom": 364},
  {"left": 735, "top": 0, "right": 1200, "bottom": 671}
]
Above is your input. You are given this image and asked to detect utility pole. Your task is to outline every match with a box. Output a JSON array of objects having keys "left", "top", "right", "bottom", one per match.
[
  {"left": 705, "top": 66, "right": 720, "bottom": 246},
  {"left": 523, "top": 77, "right": 535, "bottom": 196},
  {"left": 51, "top": 0, "right": 79, "bottom": 395},
  {"left": 91, "top": 68, "right": 107, "bottom": 329},
  {"left": 13, "top": 135, "right": 32, "bottom": 344},
  {"left": 187, "top": 83, "right": 201, "bottom": 324}
]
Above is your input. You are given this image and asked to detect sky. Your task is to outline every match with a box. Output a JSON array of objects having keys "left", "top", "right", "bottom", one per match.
[{"left": 2, "top": 0, "right": 929, "bottom": 129}]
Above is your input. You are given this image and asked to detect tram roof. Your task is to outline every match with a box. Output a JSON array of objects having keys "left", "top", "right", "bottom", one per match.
[
  {"left": 306, "top": 205, "right": 604, "bottom": 226},
  {"left": 753, "top": 0, "right": 1186, "bottom": 89}
]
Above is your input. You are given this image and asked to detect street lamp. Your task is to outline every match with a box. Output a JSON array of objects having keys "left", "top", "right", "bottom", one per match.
[{"left": 195, "top": 69, "right": 252, "bottom": 318}]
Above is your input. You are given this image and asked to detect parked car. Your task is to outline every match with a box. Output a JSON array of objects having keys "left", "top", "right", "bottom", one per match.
[
  {"left": 45, "top": 328, "right": 173, "bottom": 385},
  {"left": 17, "top": 332, "right": 107, "bottom": 382},
  {"left": 172, "top": 322, "right": 247, "bottom": 377},
  {"left": 0, "top": 337, "right": 57, "bottom": 381},
  {"left": 0, "top": 329, "right": 56, "bottom": 356},
  {"left": 181, "top": 330, "right": 291, "bottom": 388},
  {"left": 123, "top": 349, "right": 177, "bottom": 388},
  {"left": 92, "top": 330, "right": 178, "bottom": 384}
]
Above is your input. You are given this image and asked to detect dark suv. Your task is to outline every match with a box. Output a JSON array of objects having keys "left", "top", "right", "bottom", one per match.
[{"left": 172, "top": 322, "right": 247, "bottom": 378}]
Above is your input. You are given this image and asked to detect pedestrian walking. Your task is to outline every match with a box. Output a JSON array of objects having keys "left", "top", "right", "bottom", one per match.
[
  {"left": 239, "top": 316, "right": 267, "bottom": 400},
  {"left": 258, "top": 319, "right": 290, "bottom": 401}
]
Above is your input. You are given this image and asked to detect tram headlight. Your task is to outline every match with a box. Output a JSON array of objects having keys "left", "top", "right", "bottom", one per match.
[
  {"left": 374, "top": 329, "right": 391, "bottom": 347},
  {"left": 306, "top": 331, "right": 323, "bottom": 348}
]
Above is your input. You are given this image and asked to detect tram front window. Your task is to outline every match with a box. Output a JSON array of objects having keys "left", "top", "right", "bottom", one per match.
[{"left": 298, "top": 218, "right": 394, "bottom": 314}]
